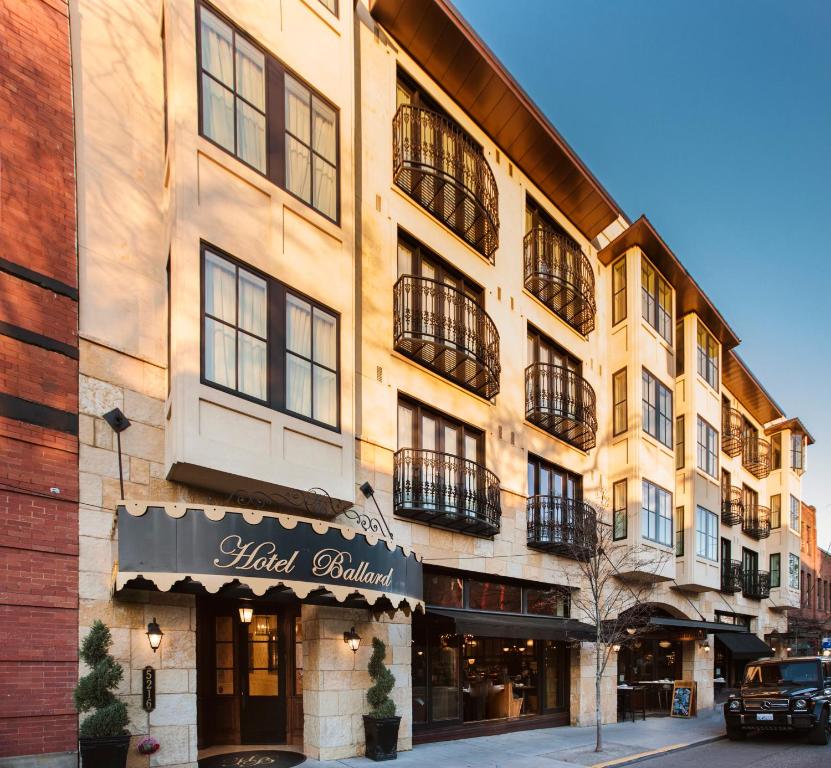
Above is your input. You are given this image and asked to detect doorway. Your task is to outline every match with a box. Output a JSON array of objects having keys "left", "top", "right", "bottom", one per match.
[{"left": 197, "top": 599, "right": 297, "bottom": 747}]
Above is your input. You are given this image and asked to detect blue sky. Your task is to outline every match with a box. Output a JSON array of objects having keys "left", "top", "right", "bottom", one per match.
[{"left": 453, "top": 0, "right": 831, "bottom": 547}]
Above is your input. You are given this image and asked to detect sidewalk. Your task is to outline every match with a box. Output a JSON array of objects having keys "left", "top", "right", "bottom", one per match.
[{"left": 307, "top": 706, "right": 726, "bottom": 768}]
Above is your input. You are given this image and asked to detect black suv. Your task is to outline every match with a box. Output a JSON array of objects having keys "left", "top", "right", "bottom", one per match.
[{"left": 725, "top": 656, "right": 831, "bottom": 744}]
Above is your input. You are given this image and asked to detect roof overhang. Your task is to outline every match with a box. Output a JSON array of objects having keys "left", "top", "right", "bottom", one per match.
[
  {"left": 115, "top": 502, "right": 423, "bottom": 611},
  {"left": 597, "top": 215, "right": 741, "bottom": 350},
  {"left": 648, "top": 617, "right": 748, "bottom": 634},
  {"left": 723, "top": 350, "right": 785, "bottom": 426},
  {"left": 368, "top": 0, "right": 625, "bottom": 240},
  {"left": 765, "top": 417, "right": 815, "bottom": 445},
  {"left": 429, "top": 607, "right": 596, "bottom": 640}
]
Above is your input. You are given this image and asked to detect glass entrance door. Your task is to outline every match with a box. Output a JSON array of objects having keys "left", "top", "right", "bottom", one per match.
[{"left": 241, "top": 613, "right": 284, "bottom": 743}]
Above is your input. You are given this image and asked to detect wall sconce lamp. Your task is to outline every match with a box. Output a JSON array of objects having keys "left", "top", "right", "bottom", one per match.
[
  {"left": 343, "top": 627, "right": 362, "bottom": 653},
  {"left": 238, "top": 605, "right": 254, "bottom": 624},
  {"left": 103, "top": 408, "right": 131, "bottom": 500},
  {"left": 612, "top": 644, "right": 621, "bottom": 652},
  {"left": 699, "top": 640, "right": 711, "bottom": 653},
  {"left": 625, "top": 627, "right": 637, "bottom": 636},
  {"left": 146, "top": 618, "right": 163, "bottom": 653}
]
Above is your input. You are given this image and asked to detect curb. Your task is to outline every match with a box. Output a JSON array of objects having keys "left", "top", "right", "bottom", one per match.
[{"left": 588, "top": 734, "right": 726, "bottom": 768}]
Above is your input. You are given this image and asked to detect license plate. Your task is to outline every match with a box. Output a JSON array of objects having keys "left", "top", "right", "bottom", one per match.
[{"left": 756, "top": 713, "right": 774, "bottom": 721}]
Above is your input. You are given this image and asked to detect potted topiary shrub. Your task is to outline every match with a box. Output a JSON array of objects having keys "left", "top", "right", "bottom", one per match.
[
  {"left": 363, "top": 637, "right": 401, "bottom": 761},
  {"left": 74, "top": 620, "right": 131, "bottom": 768}
]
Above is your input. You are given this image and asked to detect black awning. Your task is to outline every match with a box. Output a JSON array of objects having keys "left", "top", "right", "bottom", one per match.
[
  {"left": 648, "top": 617, "right": 748, "bottom": 634},
  {"left": 716, "top": 632, "right": 774, "bottom": 659},
  {"left": 428, "top": 608, "right": 595, "bottom": 640}
]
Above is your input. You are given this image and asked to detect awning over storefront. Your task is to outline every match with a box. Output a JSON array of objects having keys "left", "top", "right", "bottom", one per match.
[
  {"left": 429, "top": 607, "right": 596, "bottom": 640},
  {"left": 115, "top": 502, "right": 423, "bottom": 610},
  {"left": 716, "top": 632, "right": 774, "bottom": 659},
  {"left": 648, "top": 617, "right": 748, "bottom": 634}
]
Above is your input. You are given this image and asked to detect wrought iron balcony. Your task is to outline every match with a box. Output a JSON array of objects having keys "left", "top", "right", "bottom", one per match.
[
  {"left": 392, "top": 104, "right": 499, "bottom": 261},
  {"left": 743, "top": 570, "right": 771, "bottom": 600},
  {"left": 742, "top": 436, "right": 771, "bottom": 479},
  {"left": 721, "top": 560, "right": 744, "bottom": 594},
  {"left": 721, "top": 486, "right": 743, "bottom": 526},
  {"left": 526, "top": 496, "right": 597, "bottom": 560},
  {"left": 525, "top": 363, "right": 597, "bottom": 451},
  {"left": 393, "top": 448, "right": 501, "bottom": 537},
  {"left": 523, "top": 228, "right": 596, "bottom": 335},
  {"left": 742, "top": 504, "right": 771, "bottom": 540},
  {"left": 393, "top": 275, "right": 500, "bottom": 399},
  {"left": 722, "top": 407, "right": 743, "bottom": 457}
]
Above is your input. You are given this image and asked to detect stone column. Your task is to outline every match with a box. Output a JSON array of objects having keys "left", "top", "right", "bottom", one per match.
[
  {"left": 570, "top": 643, "right": 618, "bottom": 726},
  {"left": 681, "top": 638, "right": 714, "bottom": 712},
  {"left": 302, "top": 605, "right": 412, "bottom": 760}
]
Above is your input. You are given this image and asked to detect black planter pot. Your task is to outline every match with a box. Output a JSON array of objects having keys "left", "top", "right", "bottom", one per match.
[
  {"left": 79, "top": 734, "right": 131, "bottom": 768},
  {"left": 363, "top": 715, "right": 401, "bottom": 761}
]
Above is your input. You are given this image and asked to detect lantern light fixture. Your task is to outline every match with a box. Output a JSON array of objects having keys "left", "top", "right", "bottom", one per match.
[
  {"left": 612, "top": 644, "right": 621, "bottom": 652},
  {"left": 343, "top": 627, "right": 361, "bottom": 653},
  {"left": 146, "top": 618, "right": 163, "bottom": 653},
  {"left": 658, "top": 640, "right": 672, "bottom": 649},
  {"left": 626, "top": 627, "right": 637, "bottom": 636},
  {"left": 239, "top": 605, "right": 254, "bottom": 624},
  {"left": 699, "top": 640, "right": 711, "bottom": 652}
]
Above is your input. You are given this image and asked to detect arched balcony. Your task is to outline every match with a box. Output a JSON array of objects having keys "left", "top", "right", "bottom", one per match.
[
  {"left": 721, "top": 486, "right": 743, "bottom": 526},
  {"left": 742, "top": 504, "right": 771, "bottom": 540},
  {"left": 525, "top": 363, "right": 597, "bottom": 451},
  {"left": 722, "top": 407, "right": 743, "bottom": 457},
  {"left": 526, "top": 496, "right": 597, "bottom": 560},
  {"left": 742, "top": 436, "right": 771, "bottom": 479}
]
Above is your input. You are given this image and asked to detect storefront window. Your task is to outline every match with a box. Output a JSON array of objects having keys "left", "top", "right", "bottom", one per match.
[
  {"left": 618, "top": 638, "right": 682, "bottom": 683},
  {"left": 468, "top": 579, "right": 522, "bottom": 613},
  {"left": 430, "top": 623, "right": 461, "bottom": 722},
  {"left": 526, "top": 588, "right": 570, "bottom": 617},
  {"left": 544, "top": 641, "right": 566, "bottom": 710},
  {"left": 423, "top": 572, "right": 464, "bottom": 608},
  {"left": 412, "top": 612, "right": 428, "bottom": 724}
]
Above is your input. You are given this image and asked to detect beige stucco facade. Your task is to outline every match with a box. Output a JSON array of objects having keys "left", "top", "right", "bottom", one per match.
[{"left": 69, "top": 0, "right": 813, "bottom": 763}]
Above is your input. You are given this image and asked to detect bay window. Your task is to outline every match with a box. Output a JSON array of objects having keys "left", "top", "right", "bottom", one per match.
[
  {"left": 696, "top": 416, "right": 718, "bottom": 477},
  {"left": 642, "top": 369, "right": 672, "bottom": 447},
  {"left": 642, "top": 479, "right": 672, "bottom": 547},
  {"left": 695, "top": 506, "right": 718, "bottom": 561},
  {"left": 641, "top": 257, "right": 672, "bottom": 342},
  {"left": 696, "top": 323, "right": 719, "bottom": 389}
]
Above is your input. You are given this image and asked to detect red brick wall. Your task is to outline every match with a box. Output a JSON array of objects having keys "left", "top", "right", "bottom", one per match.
[{"left": 0, "top": 0, "right": 78, "bottom": 758}]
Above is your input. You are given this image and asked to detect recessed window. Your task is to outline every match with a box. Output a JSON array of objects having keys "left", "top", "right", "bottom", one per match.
[
  {"left": 769, "top": 553, "right": 781, "bottom": 588},
  {"left": 675, "top": 506, "right": 684, "bottom": 557},
  {"left": 612, "top": 368, "right": 627, "bottom": 436},
  {"left": 642, "top": 369, "right": 672, "bottom": 448},
  {"left": 201, "top": 245, "right": 340, "bottom": 429},
  {"left": 789, "top": 495, "right": 800, "bottom": 531},
  {"left": 696, "top": 417, "right": 718, "bottom": 477},
  {"left": 790, "top": 434, "right": 805, "bottom": 475},
  {"left": 197, "top": 3, "right": 340, "bottom": 222},
  {"left": 613, "top": 479, "right": 627, "bottom": 541},
  {"left": 612, "top": 257, "right": 626, "bottom": 325},
  {"left": 642, "top": 479, "right": 672, "bottom": 547},
  {"left": 675, "top": 415, "right": 685, "bottom": 469},
  {"left": 695, "top": 506, "right": 718, "bottom": 561},
  {"left": 789, "top": 553, "right": 800, "bottom": 590},
  {"left": 770, "top": 494, "right": 781, "bottom": 529},
  {"left": 641, "top": 257, "right": 672, "bottom": 342},
  {"left": 770, "top": 432, "right": 782, "bottom": 470},
  {"left": 696, "top": 323, "right": 719, "bottom": 389}
]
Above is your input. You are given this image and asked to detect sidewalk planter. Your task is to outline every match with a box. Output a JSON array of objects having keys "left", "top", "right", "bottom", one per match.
[
  {"left": 363, "top": 715, "right": 402, "bottom": 761},
  {"left": 79, "top": 734, "right": 130, "bottom": 768}
]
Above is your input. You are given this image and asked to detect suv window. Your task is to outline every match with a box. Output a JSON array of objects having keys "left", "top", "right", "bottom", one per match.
[
  {"left": 744, "top": 660, "right": 820, "bottom": 687},
  {"left": 824, "top": 660, "right": 831, "bottom": 682}
]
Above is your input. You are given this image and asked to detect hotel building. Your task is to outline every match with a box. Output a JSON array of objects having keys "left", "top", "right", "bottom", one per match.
[{"left": 3, "top": 0, "right": 817, "bottom": 765}]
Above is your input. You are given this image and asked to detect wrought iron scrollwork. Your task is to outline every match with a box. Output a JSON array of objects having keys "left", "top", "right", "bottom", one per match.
[
  {"left": 742, "top": 503, "right": 771, "bottom": 540},
  {"left": 526, "top": 495, "right": 597, "bottom": 561},
  {"left": 721, "top": 486, "right": 743, "bottom": 526},
  {"left": 721, "top": 407, "right": 743, "bottom": 457},
  {"left": 525, "top": 363, "right": 597, "bottom": 451},
  {"left": 742, "top": 436, "right": 771, "bottom": 479},
  {"left": 743, "top": 569, "right": 771, "bottom": 600},
  {"left": 721, "top": 560, "right": 743, "bottom": 593}
]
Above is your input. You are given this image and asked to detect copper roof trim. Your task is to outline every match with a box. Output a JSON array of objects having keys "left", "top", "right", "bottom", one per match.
[
  {"left": 597, "top": 215, "right": 740, "bottom": 349},
  {"left": 764, "top": 417, "right": 815, "bottom": 445},
  {"left": 368, "top": 0, "right": 627, "bottom": 240},
  {"left": 722, "top": 350, "right": 785, "bottom": 426}
]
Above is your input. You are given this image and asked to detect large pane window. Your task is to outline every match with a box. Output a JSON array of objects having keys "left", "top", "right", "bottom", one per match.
[
  {"left": 612, "top": 368, "right": 627, "bottom": 436},
  {"left": 789, "top": 495, "right": 800, "bottom": 531},
  {"left": 696, "top": 417, "right": 718, "bottom": 477},
  {"left": 696, "top": 323, "right": 719, "bottom": 389},
  {"left": 613, "top": 479, "right": 627, "bottom": 541},
  {"left": 641, "top": 257, "right": 672, "bottom": 342},
  {"left": 423, "top": 572, "right": 463, "bottom": 608},
  {"left": 201, "top": 245, "right": 339, "bottom": 428},
  {"left": 468, "top": 580, "right": 522, "bottom": 613},
  {"left": 770, "top": 494, "right": 781, "bottom": 529},
  {"left": 675, "top": 506, "right": 684, "bottom": 557},
  {"left": 791, "top": 434, "right": 805, "bottom": 474},
  {"left": 197, "top": 3, "right": 339, "bottom": 221},
  {"left": 696, "top": 506, "right": 718, "bottom": 561},
  {"left": 675, "top": 415, "right": 685, "bottom": 469},
  {"left": 642, "top": 369, "right": 672, "bottom": 447},
  {"left": 612, "top": 257, "right": 626, "bottom": 325},
  {"left": 642, "top": 480, "right": 672, "bottom": 547},
  {"left": 770, "top": 553, "right": 781, "bottom": 588},
  {"left": 770, "top": 432, "right": 782, "bottom": 470},
  {"left": 789, "top": 553, "right": 800, "bottom": 590}
]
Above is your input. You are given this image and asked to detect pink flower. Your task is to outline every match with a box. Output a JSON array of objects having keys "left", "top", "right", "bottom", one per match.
[{"left": 137, "top": 736, "right": 160, "bottom": 755}]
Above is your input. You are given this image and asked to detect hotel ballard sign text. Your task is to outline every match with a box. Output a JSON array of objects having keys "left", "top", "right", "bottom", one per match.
[{"left": 117, "top": 505, "right": 422, "bottom": 601}]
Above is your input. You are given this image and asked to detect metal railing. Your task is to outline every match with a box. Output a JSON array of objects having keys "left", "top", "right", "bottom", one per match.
[
  {"left": 721, "top": 560, "right": 743, "bottom": 593},
  {"left": 525, "top": 363, "right": 597, "bottom": 451},
  {"left": 742, "top": 504, "right": 771, "bottom": 540},
  {"left": 526, "top": 496, "right": 597, "bottom": 560},
  {"left": 721, "top": 486, "right": 743, "bottom": 526},
  {"left": 743, "top": 569, "right": 771, "bottom": 600},
  {"left": 742, "top": 436, "right": 771, "bottom": 479},
  {"left": 722, "top": 407, "right": 743, "bottom": 457}
]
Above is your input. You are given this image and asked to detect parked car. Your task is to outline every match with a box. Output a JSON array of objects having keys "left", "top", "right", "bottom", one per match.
[{"left": 724, "top": 656, "right": 831, "bottom": 745}]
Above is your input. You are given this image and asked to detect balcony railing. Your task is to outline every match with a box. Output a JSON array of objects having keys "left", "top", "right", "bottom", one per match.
[
  {"left": 742, "top": 436, "right": 771, "bottom": 479},
  {"left": 743, "top": 569, "right": 771, "bottom": 600},
  {"left": 393, "top": 448, "right": 501, "bottom": 537},
  {"left": 525, "top": 363, "right": 597, "bottom": 451},
  {"left": 394, "top": 275, "right": 500, "bottom": 399},
  {"left": 523, "top": 228, "right": 596, "bottom": 335},
  {"left": 722, "top": 407, "right": 743, "bottom": 457},
  {"left": 721, "top": 560, "right": 744, "bottom": 594},
  {"left": 742, "top": 504, "right": 771, "bottom": 540},
  {"left": 526, "top": 496, "right": 597, "bottom": 560},
  {"left": 392, "top": 104, "right": 499, "bottom": 260},
  {"left": 721, "top": 486, "right": 743, "bottom": 526}
]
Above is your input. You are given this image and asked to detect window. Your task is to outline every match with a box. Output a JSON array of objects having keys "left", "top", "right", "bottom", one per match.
[
  {"left": 791, "top": 434, "right": 805, "bottom": 474},
  {"left": 696, "top": 323, "right": 719, "bottom": 389},
  {"left": 612, "top": 257, "right": 626, "bottom": 325},
  {"left": 527, "top": 456, "right": 582, "bottom": 501},
  {"left": 696, "top": 507, "right": 718, "bottom": 561},
  {"left": 789, "top": 553, "right": 800, "bottom": 590},
  {"left": 397, "top": 398, "right": 483, "bottom": 462},
  {"left": 197, "top": 4, "right": 339, "bottom": 221},
  {"left": 675, "top": 506, "right": 684, "bottom": 557},
  {"left": 770, "top": 553, "right": 781, "bottom": 588},
  {"left": 696, "top": 417, "right": 718, "bottom": 477},
  {"left": 790, "top": 495, "right": 800, "bottom": 531},
  {"left": 770, "top": 494, "right": 781, "bottom": 529},
  {"left": 201, "top": 245, "right": 339, "bottom": 428},
  {"left": 770, "top": 432, "right": 782, "bottom": 470},
  {"left": 642, "top": 369, "right": 672, "bottom": 447},
  {"left": 642, "top": 480, "right": 672, "bottom": 547},
  {"left": 613, "top": 479, "right": 627, "bottom": 541},
  {"left": 675, "top": 320, "right": 684, "bottom": 375},
  {"left": 612, "top": 368, "right": 627, "bottom": 436},
  {"left": 675, "top": 415, "right": 685, "bottom": 469},
  {"left": 641, "top": 257, "right": 672, "bottom": 342}
]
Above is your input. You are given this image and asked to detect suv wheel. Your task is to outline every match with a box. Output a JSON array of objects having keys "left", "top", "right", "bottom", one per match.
[
  {"left": 808, "top": 707, "right": 830, "bottom": 746},
  {"left": 726, "top": 725, "right": 746, "bottom": 741}
]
